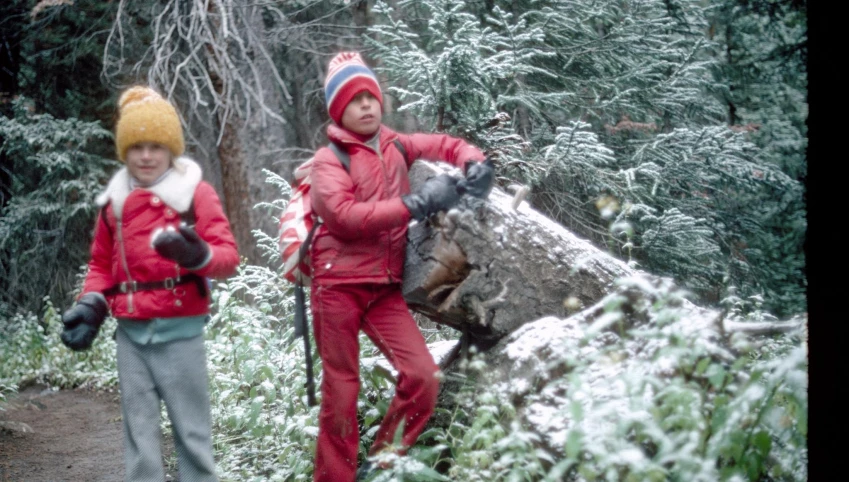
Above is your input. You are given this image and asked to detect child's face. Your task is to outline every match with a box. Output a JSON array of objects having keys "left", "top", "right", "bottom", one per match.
[
  {"left": 125, "top": 142, "right": 172, "bottom": 185},
  {"left": 340, "top": 91, "right": 382, "bottom": 135}
]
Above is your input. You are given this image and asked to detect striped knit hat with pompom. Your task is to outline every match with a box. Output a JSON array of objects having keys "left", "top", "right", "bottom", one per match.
[
  {"left": 114, "top": 86, "right": 184, "bottom": 162},
  {"left": 324, "top": 52, "right": 383, "bottom": 125}
]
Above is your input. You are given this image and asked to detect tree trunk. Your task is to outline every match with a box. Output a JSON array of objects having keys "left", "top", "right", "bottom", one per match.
[
  {"left": 464, "top": 278, "right": 806, "bottom": 460},
  {"left": 402, "top": 161, "right": 633, "bottom": 345},
  {"left": 218, "top": 117, "right": 255, "bottom": 261},
  {"left": 209, "top": 4, "right": 291, "bottom": 265}
]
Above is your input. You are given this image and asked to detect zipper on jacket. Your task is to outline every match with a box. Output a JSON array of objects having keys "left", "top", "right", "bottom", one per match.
[
  {"left": 378, "top": 137, "right": 398, "bottom": 282},
  {"left": 341, "top": 136, "right": 397, "bottom": 283},
  {"left": 116, "top": 221, "right": 135, "bottom": 313}
]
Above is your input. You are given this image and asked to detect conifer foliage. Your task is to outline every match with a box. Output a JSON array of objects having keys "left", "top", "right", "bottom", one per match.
[
  {"left": 368, "top": 0, "right": 806, "bottom": 315},
  {"left": 0, "top": 99, "right": 116, "bottom": 316}
]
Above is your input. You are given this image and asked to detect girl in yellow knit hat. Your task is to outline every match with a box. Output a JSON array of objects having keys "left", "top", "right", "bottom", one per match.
[{"left": 60, "top": 86, "right": 239, "bottom": 481}]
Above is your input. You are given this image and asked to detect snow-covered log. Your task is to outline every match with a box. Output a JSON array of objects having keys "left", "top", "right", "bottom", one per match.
[
  {"left": 402, "top": 161, "right": 633, "bottom": 344},
  {"left": 465, "top": 275, "right": 807, "bottom": 463}
]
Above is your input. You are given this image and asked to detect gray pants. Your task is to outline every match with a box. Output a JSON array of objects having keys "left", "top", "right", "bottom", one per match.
[{"left": 116, "top": 329, "right": 218, "bottom": 482}]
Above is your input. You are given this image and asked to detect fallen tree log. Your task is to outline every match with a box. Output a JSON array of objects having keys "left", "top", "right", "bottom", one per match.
[
  {"left": 402, "top": 161, "right": 634, "bottom": 345},
  {"left": 401, "top": 160, "right": 805, "bottom": 355}
]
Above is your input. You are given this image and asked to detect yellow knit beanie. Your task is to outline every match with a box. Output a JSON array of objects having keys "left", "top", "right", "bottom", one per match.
[{"left": 114, "top": 86, "right": 185, "bottom": 161}]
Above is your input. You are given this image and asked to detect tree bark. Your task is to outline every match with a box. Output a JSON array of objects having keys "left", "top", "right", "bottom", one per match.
[
  {"left": 402, "top": 161, "right": 634, "bottom": 345},
  {"left": 217, "top": 117, "right": 255, "bottom": 261},
  {"left": 209, "top": 4, "right": 290, "bottom": 265}
]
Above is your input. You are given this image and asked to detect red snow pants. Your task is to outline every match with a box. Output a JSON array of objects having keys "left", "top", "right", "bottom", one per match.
[{"left": 310, "top": 282, "right": 441, "bottom": 482}]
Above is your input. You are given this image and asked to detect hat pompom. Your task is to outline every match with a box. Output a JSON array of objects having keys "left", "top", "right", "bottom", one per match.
[{"left": 118, "top": 86, "right": 161, "bottom": 110}]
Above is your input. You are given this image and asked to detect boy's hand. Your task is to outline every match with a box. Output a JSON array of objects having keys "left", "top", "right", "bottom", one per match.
[
  {"left": 402, "top": 173, "right": 462, "bottom": 221},
  {"left": 152, "top": 225, "right": 211, "bottom": 270},
  {"left": 458, "top": 158, "right": 495, "bottom": 199},
  {"left": 60, "top": 292, "right": 108, "bottom": 351}
]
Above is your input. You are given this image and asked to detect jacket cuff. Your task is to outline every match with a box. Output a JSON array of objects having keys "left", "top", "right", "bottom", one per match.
[{"left": 401, "top": 194, "right": 426, "bottom": 221}]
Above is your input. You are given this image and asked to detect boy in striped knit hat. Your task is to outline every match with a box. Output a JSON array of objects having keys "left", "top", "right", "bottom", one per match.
[{"left": 308, "top": 52, "right": 494, "bottom": 481}]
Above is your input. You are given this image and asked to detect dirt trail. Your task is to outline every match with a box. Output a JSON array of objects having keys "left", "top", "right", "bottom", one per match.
[{"left": 0, "top": 384, "right": 176, "bottom": 482}]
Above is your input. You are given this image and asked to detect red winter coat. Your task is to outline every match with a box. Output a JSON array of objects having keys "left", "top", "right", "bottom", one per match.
[
  {"left": 309, "top": 124, "right": 485, "bottom": 285},
  {"left": 81, "top": 157, "right": 239, "bottom": 319}
]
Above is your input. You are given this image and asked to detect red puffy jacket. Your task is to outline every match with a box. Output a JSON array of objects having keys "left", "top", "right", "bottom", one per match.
[
  {"left": 82, "top": 157, "right": 239, "bottom": 319},
  {"left": 309, "top": 124, "right": 485, "bottom": 285}
]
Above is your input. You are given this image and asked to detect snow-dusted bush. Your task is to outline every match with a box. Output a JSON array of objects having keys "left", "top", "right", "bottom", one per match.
[
  {"left": 0, "top": 298, "right": 118, "bottom": 390},
  {"left": 0, "top": 99, "right": 117, "bottom": 317},
  {"left": 434, "top": 279, "right": 807, "bottom": 482}
]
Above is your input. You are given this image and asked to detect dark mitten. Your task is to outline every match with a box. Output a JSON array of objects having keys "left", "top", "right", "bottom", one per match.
[
  {"left": 60, "top": 292, "right": 108, "bottom": 351},
  {"left": 401, "top": 173, "right": 462, "bottom": 221},
  {"left": 152, "top": 225, "right": 211, "bottom": 269},
  {"left": 458, "top": 158, "right": 495, "bottom": 199}
]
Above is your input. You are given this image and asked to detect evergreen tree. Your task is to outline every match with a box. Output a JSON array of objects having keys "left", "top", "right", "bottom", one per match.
[
  {"left": 11, "top": 0, "right": 118, "bottom": 123},
  {"left": 367, "top": 0, "right": 806, "bottom": 315},
  {"left": 0, "top": 1, "right": 119, "bottom": 317},
  {"left": 0, "top": 99, "right": 116, "bottom": 316},
  {"left": 710, "top": 0, "right": 807, "bottom": 180},
  {"left": 707, "top": 0, "right": 807, "bottom": 314}
]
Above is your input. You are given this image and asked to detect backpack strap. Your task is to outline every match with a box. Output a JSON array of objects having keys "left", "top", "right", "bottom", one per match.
[
  {"left": 294, "top": 282, "right": 317, "bottom": 407},
  {"left": 393, "top": 138, "right": 408, "bottom": 163},
  {"left": 327, "top": 142, "right": 351, "bottom": 172},
  {"left": 294, "top": 142, "right": 350, "bottom": 288}
]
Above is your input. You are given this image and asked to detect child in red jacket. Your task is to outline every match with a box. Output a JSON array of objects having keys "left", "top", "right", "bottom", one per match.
[
  {"left": 308, "top": 52, "right": 494, "bottom": 482},
  {"left": 60, "top": 86, "right": 239, "bottom": 482}
]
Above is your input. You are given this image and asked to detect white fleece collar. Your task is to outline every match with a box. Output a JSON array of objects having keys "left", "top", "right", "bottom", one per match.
[{"left": 96, "top": 156, "right": 202, "bottom": 219}]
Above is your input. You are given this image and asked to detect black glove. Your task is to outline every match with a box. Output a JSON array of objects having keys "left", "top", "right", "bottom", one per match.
[
  {"left": 401, "top": 173, "right": 462, "bottom": 221},
  {"left": 152, "top": 225, "right": 211, "bottom": 269},
  {"left": 458, "top": 158, "right": 495, "bottom": 199},
  {"left": 60, "top": 293, "right": 108, "bottom": 351}
]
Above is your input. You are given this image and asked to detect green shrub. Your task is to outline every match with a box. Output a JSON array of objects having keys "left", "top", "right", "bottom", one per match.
[
  {"left": 0, "top": 98, "right": 116, "bottom": 317},
  {"left": 0, "top": 297, "right": 118, "bottom": 390}
]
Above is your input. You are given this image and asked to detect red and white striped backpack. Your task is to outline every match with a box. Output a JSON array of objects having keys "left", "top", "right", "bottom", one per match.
[
  {"left": 279, "top": 143, "right": 349, "bottom": 286},
  {"left": 278, "top": 144, "right": 352, "bottom": 408}
]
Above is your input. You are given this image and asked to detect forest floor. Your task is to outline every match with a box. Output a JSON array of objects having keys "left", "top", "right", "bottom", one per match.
[{"left": 0, "top": 384, "right": 177, "bottom": 482}]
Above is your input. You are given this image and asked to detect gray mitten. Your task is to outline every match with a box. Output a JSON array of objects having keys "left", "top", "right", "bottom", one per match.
[
  {"left": 401, "top": 173, "right": 462, "bottom": 221},
  {"left": 60, "top": 292, "right": 108, "bottom": 351},
  {"left": 457, "top": 158, "right": 495, "bottom": 199},
  {"left": 152, "top": 225, "right": 211, "bottom": 269}
]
